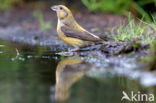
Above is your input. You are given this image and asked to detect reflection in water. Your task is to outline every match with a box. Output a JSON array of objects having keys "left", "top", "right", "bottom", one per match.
[
  {"left": 55, "top": 57, "right": 91, "bottom": 101},
  {"left": 54, "top": 57, "right": 156, "bottom": 103},
  {"left": 0, "top": 40, "right": 156, "bottom": 103}
]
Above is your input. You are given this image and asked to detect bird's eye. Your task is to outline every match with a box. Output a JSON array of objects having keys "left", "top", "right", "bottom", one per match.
[{"left": 60, "top": 7, "right": 63, "bottom": 10}]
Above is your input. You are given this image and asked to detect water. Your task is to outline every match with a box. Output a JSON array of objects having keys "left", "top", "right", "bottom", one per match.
[{"left": 0, "top": 40, "right": 156, "bottom": 103}]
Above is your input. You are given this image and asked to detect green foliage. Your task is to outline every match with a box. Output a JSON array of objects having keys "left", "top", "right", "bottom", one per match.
[
  {"left": 82, "top": 0, "right": 131, "bottom": 14},
  {"left": 146, "top": 14, "right": 156, "bottom": 31},
  {"left": 113, "top": 15, "right": 156, "bottom": 44},
  {"left": 81, "top": 0, "right": 156, "bottom": 21},
  {"left": 113, "top": 20, "right": 145, "bottom": 42},
  {"left": 33, "top": 9, "right": 52, "bottom": 31},
  {"left": 0, "top": 45, "right": 4, "bottom": 47},
  {"left": 0, "top": 0, "right": 19, "bottom": 10}
]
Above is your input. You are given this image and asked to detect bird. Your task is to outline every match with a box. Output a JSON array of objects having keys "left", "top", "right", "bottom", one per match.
[
  {"left": 55, "top": 57, "right": 90, "bottom": 101},
  {"left": 51, "top": 5, "right": 104, "bottom": 51}
]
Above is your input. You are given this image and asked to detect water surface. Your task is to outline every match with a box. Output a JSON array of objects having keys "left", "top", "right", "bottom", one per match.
[{"left": 0, "top": 40, "right": 155, "bottom": 103}]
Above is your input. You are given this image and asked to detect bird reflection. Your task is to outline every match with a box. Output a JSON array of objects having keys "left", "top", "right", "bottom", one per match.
[{"left": 55, "top": 57, "right": 91, "bottom": 101}]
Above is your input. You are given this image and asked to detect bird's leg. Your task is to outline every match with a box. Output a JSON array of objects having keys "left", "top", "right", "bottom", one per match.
[{"left": 68, "top": 47, "right": 80, "bottom": 52}]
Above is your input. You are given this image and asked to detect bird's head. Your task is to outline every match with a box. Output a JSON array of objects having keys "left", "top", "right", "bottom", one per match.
[{"left": 51, "top": 5, "right": 74, "bottom": 22}]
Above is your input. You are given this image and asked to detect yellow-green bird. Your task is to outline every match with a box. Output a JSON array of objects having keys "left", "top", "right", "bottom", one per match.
[{"left": 51, "top": 5, "right": 103, "bottom": 51}]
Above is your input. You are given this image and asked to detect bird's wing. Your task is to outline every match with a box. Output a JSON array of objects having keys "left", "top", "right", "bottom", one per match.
[{"left": 61, "top": 26, "right": 101, "bottom": 41}]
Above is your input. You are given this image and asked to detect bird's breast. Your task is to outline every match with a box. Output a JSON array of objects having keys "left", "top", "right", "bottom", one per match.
[{"left": 59, "top": 35, "right": 85, "bottom": 47}]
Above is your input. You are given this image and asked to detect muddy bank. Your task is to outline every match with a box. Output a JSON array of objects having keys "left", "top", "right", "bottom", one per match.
[
  {"left": 0, "top": 7, "right": 151, "bottom": 69},
  {"left": 0, "top": 8, "right": 128, "bottom": 52}
]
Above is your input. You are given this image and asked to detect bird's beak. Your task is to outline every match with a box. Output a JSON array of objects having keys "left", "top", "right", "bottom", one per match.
[{"left": 51, "top": 5, "right": 59, "bottom": 11}]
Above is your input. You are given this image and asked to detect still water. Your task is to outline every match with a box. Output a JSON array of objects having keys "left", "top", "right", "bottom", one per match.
[{"left": 0, "top": 40, "right": 155, "bottom": 103}]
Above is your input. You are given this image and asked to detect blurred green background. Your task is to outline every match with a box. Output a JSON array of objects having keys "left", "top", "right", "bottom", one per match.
[{"left": 0, "top": 0, "right": 156, "bottom": 21}]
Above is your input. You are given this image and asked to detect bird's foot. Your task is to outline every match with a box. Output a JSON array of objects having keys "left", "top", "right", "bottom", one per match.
[{"left": 68, "top": 47, "right": 80, "bottom": 52}]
